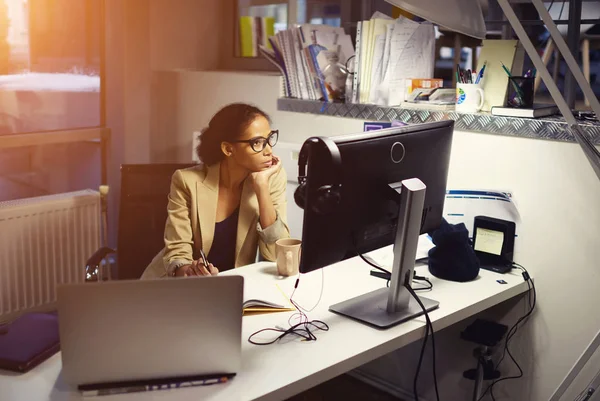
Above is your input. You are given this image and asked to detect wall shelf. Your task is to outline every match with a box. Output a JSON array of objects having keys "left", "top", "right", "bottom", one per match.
[{"left": 277, "top": 98, "right": 600, "bottom": 145}]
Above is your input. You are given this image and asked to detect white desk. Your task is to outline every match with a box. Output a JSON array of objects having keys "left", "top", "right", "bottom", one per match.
[{"left": 2, "top": 246, "right": 529, "bottom": 401}]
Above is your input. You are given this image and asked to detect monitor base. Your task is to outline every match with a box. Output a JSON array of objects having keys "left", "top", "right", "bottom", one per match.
[{"left": 329, "top": 288, "right": 439, "bottom": 329}]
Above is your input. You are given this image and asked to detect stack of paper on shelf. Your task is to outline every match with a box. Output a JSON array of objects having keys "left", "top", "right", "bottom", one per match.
[
  {"left": 262, "top": 14, "right": 437, "bottom": 106},
  {"left": 260, "top": 25, "right": 354, "bottom": 101},
  {"left": 354, "top": 14, "right": 436, "bottom": 106}
]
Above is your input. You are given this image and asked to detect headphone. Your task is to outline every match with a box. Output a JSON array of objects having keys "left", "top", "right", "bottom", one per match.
[{"left": 294, "top": 137, "right": 343, "bottom": 215}]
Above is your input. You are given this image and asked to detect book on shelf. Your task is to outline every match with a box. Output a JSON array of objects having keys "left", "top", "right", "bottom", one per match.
[
  {"left": 491, "top": 104, "right": 559, "bottom": 118},
  {"left": 239, "top": 17, "right": 275, "bottom": 58}
]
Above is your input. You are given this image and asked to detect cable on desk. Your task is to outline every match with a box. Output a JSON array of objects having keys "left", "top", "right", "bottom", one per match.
[
  {"left": 247, "top": 273, "right": 329, "bottom": 346},
  {"left": 477, "top": 263, "right": 536, "bottom": 401},
  {"left": 356, "top": 250, "right": 439, "bottom": 401},
  {"left": 294, "top": 268, "right": 325, "bottom": 313},
  {"left": 413, "top": 275, "right": 433, "bottom": 292},
  {"left": 405, "top": 282, "right": 440, "bottom": 401},
  {"left": 352, "top": 236, "right": 391, "bottom": 276},
  {"left": 379, "top": 270, "right": 433, "bottom": 292}
]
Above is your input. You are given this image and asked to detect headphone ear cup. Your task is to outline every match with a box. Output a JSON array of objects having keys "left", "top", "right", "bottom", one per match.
[
  {"left": 312, "top": 185, "right": 341, "bottom": 215},
  {"left": 294, "top": 183, "right": 307, "bottom": 209}
]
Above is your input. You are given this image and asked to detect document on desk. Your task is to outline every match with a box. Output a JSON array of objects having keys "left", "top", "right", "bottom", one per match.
[
  {"left": 443, "top": 189, "right": 522, "bottom": 239},
  {"left": 367, "top": 234, "right": 435, "bottom": 269}
]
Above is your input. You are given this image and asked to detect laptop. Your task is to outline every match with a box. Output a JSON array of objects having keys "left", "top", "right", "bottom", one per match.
[{"left": 57, "top": 276, "right": 243, "bottom": 391}]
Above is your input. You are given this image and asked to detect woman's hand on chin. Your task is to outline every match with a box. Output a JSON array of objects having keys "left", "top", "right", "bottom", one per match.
[{"left": 250, "top": 155, "right": 281, "bottom": 191}]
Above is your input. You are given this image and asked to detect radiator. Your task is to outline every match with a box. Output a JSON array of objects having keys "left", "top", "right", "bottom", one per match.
[{"left": 0, "top": 190, "right": 101, "bottom": 322}]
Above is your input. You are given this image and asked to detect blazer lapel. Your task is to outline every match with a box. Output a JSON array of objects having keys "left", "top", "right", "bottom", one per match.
[
  {"left": 197, "top": 163, "right": 219, "bottom": 255},
  {"left": 235, "top": 178, "right": 258, "bottom": 265}
]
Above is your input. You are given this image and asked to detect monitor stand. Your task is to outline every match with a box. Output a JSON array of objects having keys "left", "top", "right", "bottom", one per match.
[{"left": 329, "top": 178, "right": 439, "bottom": 329}]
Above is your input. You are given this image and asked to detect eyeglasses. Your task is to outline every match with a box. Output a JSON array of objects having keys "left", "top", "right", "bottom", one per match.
[{"left": 234, "top": 130, "right": 279, "bottom": 153}]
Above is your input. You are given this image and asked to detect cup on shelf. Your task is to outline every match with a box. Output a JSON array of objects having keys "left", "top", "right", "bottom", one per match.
[{"left": 456, "top": 83, "right": 485, "bottom": 113}]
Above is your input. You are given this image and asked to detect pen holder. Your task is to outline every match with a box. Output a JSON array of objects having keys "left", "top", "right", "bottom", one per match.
[{"left": 506, "top": 76, "right": 534, "bottom": 108}]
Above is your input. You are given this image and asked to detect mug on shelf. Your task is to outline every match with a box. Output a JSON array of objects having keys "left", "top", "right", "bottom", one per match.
[{"left": 456, "top": 83, "right": 485, "bottom": 113}]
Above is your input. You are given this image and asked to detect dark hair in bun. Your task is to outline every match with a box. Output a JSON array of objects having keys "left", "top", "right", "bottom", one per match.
[{"left": 196, "top": 103, "right": 271, "bottom": 165}]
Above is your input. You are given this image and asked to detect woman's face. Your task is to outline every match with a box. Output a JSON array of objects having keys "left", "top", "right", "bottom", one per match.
[{"left": 226, "top": 115, "right": 277, "bottom": 172}]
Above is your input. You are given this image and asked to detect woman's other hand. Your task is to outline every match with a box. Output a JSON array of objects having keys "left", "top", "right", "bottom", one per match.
[{"left": 174, "top": 260, "right": 219, "bottom": 277}]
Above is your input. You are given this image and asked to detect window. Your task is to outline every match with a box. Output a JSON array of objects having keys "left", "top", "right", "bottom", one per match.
[
  {"left": 1, "top": 0, "right": 102, "bottom": 134},
  {"left": 0, "top": 0, "right": 105, "bottom": 202}
]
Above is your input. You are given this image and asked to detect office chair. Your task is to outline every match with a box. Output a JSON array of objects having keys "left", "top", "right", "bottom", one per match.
[{"left": 86, "top": 163, "right": 196, "bottom": 280}]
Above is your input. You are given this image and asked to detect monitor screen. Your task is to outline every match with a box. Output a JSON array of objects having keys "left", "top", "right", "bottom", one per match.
[{"left": 298, "top": 120, "right": 454, "bottom": 274}]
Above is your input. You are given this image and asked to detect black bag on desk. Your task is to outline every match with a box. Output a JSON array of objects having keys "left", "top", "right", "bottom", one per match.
[{"left": 428, "top": 219, "right": 480, "bottom": 282}]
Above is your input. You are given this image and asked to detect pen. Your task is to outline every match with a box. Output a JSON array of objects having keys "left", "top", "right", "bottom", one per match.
[
  {"left": 475, "top": 61, "right": 486, "bottom": 84},
  {"left": 199, "top": 249, "right": 209, "bottom": 269},
  {"left": 500, "top": 62, "right": 512, "bottom": 77}
]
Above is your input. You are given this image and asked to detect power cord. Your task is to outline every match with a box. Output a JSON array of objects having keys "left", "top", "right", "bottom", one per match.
[
  {"left": 405, "top": 281, "right": 440, "bottom": 401},
  {"left": 247, "top": 271, "right": 329, "bottom": 345},
  {"left": 352, "top": 237, "right": 392, "bottom": 276},
  {"left": 477, "top": 263, "right": 536, "bottom": 401},
  {"left": 414, "top": 275, "right": 433, "bottom": 292},
  {"left": 357, "top": 251, "right": 439, "bottom": 401},
  {"left": 383, "top": 272, "right": 432, "bottom": 292}
]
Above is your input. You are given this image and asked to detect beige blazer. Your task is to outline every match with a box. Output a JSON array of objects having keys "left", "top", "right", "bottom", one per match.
[{"left": 141, "top": 163, "right": 290, "bottom": 279}]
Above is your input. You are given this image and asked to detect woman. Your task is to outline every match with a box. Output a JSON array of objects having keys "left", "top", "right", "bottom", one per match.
[{"left": 142, "top": 103, "right": 290, "bottom": 278}]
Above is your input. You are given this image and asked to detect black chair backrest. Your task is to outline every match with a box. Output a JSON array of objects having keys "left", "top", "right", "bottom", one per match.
[{"left": 117, "top": 163, "right": 197, "bottom": 279}]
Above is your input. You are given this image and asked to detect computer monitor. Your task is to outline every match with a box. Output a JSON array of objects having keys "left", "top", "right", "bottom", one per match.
[{"left": 296, "top": 120, "right": 454, "bottom": 328}]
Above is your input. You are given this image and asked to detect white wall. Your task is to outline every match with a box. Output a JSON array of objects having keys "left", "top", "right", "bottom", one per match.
[{"left": 152, "top": 69, "right": 600, "bottom": 401}]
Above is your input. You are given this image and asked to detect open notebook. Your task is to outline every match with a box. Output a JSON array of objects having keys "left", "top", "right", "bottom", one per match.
[
  {"left": 230, "top": 269, "right": 295, "bottom": 315},
  {"left": 243, "top": 282, "right": 294, "bottom": 314}
]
